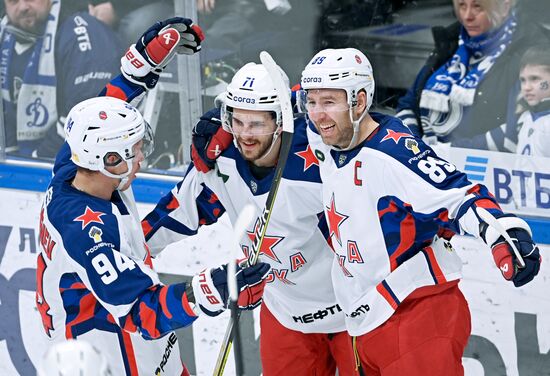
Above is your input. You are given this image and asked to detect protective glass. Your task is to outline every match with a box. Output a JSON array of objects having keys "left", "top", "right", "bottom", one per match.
[
  {"left": 296, "top": 89, "right": 351, "bottom": 114},
  {"left": 221, "top": 106, "right": 278, "bottom": 136}
]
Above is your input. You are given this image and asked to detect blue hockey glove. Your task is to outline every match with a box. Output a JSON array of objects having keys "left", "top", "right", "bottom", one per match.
[
  {"left": 481, "top": 214, "right": 541, "bottom": 287},
  {"left": 191, "top": 261, "right": 271, "bottom": 316},
  {"left": 191, "top": 107, "right": 233, "bottom": 172},
  {"left": 121, "top": 17, "right": 204, "bottom": 89}
]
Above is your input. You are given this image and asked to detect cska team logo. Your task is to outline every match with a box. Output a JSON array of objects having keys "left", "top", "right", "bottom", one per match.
[
  {"left": 74, "top": 206, "right": 105, "bottom": 230},
  {"left": 381, "top": 129, "right": 413, "bottom": 144},
  {"left": 325, "top": 193, "right": 349, "bottom": 247},
  {"left": 295, "top": 145, "right": 319, "bottom": 171}
]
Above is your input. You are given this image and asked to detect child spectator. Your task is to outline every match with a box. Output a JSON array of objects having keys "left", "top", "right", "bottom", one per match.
[{"left": 515, "top": 46, "right": 550, "bottom": 156}]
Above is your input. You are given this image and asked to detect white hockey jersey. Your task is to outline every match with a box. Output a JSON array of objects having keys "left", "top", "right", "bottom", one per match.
[
  {"left": 307, "top": 112, "right": 504, "bottom": 336},
  {"left": 36, "top": 147, "right": 197, "bottom": 375},
  {"left": 144, "top": 116, "right": 347, "bottom": 333}
]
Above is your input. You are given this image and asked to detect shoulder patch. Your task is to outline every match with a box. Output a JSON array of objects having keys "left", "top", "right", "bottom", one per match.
[
  {"left": 88, "top": 226, "right": 103, "bottom": 243},
  {"left": 380, "top": 129, "right": 413, "bottom": 144},
  {"left": 74, "top": 206, "right": 105, "bottom": 230},
  {"left": 404, "top": 138, "right": 420, "bottom": 154}
]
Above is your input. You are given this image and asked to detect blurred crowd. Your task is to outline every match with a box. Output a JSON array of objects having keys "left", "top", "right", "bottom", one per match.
[{"left": 0, "top": 0, "right": 549, "bottom": 164}]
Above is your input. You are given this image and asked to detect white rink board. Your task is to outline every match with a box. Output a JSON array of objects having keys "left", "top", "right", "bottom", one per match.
[{"left": 0, "top": 188, "right": 548, "bottom": 375}]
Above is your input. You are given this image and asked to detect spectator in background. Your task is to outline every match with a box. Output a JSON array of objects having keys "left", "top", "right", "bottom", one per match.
[
  {"left": 487, "top": 46, "right": 550, "bottom": 156},
  {"left": 0, "top": 0, "right": 121, "bottom": 158},
  {"left": 515, "top": 46, "right": 550, "bottom": 157},
  {"left": 87, "top": 1, "right": 173, "bottom": 48},
  {"left": 196, "top": 0, "right": 318, "bottom": 83},
  {"left": 395, "top": 0, "right": 545, "bottom": 149}
]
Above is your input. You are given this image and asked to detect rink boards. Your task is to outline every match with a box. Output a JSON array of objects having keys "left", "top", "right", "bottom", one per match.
[{"left": 0, "top": 150, "right": 549, "bottom": 375}]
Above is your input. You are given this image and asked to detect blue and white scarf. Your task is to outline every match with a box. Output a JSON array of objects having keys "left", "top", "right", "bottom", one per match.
[
  {"left": 0, "top": 0, "right": 59, "bottom": 142},
  {"left": 420, "top": 13, "right": 516, "bottom": 113}
]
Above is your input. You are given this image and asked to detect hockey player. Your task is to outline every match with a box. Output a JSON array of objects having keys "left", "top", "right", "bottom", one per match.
[
  {"left": 36, "top": 19, "right": 271, "bottom": 376},
  {"left": 163, "top": 58, "right": 476, "bottom": 374},
  {"left": 37, "top": 95, "right": 270, "bottom": 376},
  {"left": 298, "top": 48, "right": 541, "bottom": 374},
  {"left": 144, "top": 62, "right": 358, "bottom": 376}
]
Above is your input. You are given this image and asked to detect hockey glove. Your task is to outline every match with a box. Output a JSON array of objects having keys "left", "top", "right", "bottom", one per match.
[
  {"left": 191, "top": 261, "right": 271, "bottom": 316},
  {"left": 191, "top": 107, "right": 233, "bottom": 172},
  {"left": 481, "top": 214, "right": 541, "bottom": 287},
  {"left": 121, "top": 17, "right": 204, "bottom": 89}
]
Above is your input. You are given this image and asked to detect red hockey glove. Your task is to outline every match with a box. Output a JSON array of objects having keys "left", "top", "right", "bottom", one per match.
[
  {"left": 191, "top": 107, "right": 233, "bottom": 172},
  {"left": 481, "top": 214, "right": 541, "bottom": 287},
  {"left": 191, "top": 261, "right": 271, "bottom": 316},
  {"left": 121, "top": 17, "right": 204, "bottom": 89}
]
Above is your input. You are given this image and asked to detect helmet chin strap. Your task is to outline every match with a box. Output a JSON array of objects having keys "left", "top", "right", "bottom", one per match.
[
  {"left": 100, "top": 160, "right": 135, "bottom": 191},
  {"left": 255, "top": 129, "right": 281, "bottom": 163},
  {"left": 329, "top": 106, "right": 368, "bottom": 151}
]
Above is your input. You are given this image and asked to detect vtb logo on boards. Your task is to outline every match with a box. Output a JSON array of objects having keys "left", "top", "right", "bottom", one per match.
[{"left": 465, "top": 155, "right": 550, "bottom": 209}]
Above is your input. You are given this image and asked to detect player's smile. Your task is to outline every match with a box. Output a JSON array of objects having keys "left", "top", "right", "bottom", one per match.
[
  {"left": 238, "top": 137, "right": 259, "bottom": 152},
  {"left": 319, "top": 122, "right": 336, "bottom": 132},
  {"left": 227, "top": 108, "right": 280, "bottom": 164}
]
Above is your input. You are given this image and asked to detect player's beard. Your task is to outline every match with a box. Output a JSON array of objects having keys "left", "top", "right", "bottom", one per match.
[
  {"left": 316, "top": 121, "right": 354, "bottom": 149},
  {"left": 236, "top": 134, "right": 274, "bottom": 162}
]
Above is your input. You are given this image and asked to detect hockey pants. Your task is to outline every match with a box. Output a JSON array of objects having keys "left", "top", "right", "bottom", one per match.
[
  {"left": 354, "top": 281, "right": 471, "bottom": 376},
  {"left": 260, "top": 304, "right": 358, "bottom": 375}
]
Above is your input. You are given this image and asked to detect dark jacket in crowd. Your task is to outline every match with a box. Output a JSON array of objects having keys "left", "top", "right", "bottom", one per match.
[
  {"left": 396, "top": 16, "right": 549, "bottom": 149},
  {"left": 1, "top": 4, "right": 121, "bottom": 158}
]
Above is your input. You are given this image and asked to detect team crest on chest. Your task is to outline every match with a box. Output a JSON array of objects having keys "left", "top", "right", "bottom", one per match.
[
  {"left": 244, "top": 219, "right": 284, "bottom": 263},
  {"left": 325, "top": 193, "right": 349, "bottom": 246},
  {"left": 338, "top": 154, "right": 347, "bottom": 166},
  {"left": 250, "top": 180, "right": 258, "bottom": 193}
]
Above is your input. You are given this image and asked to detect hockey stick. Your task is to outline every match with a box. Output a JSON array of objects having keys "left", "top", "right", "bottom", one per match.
[
  {"left": 227, "top": 204, "right": 255, "bottom": 375},
  {"left": 213, "top": 51, "right": 295, "bottom": 376},
  {"left": 476, "top": 207, "right": 526, "bottom": 268}
]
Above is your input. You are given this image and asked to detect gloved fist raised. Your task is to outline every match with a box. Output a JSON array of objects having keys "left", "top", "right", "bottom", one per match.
[
  {"left": 191, "top": 261, "right": 271, "bottom": 316},
  {"left": 121, "top": 17, "right": 204, "bottom": 88},
  {"left": 191, "top": 107, "right": 233, "bottom": 172},
  {"left": 481, "top": 214, "right": 541, "bottom": 287}
]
